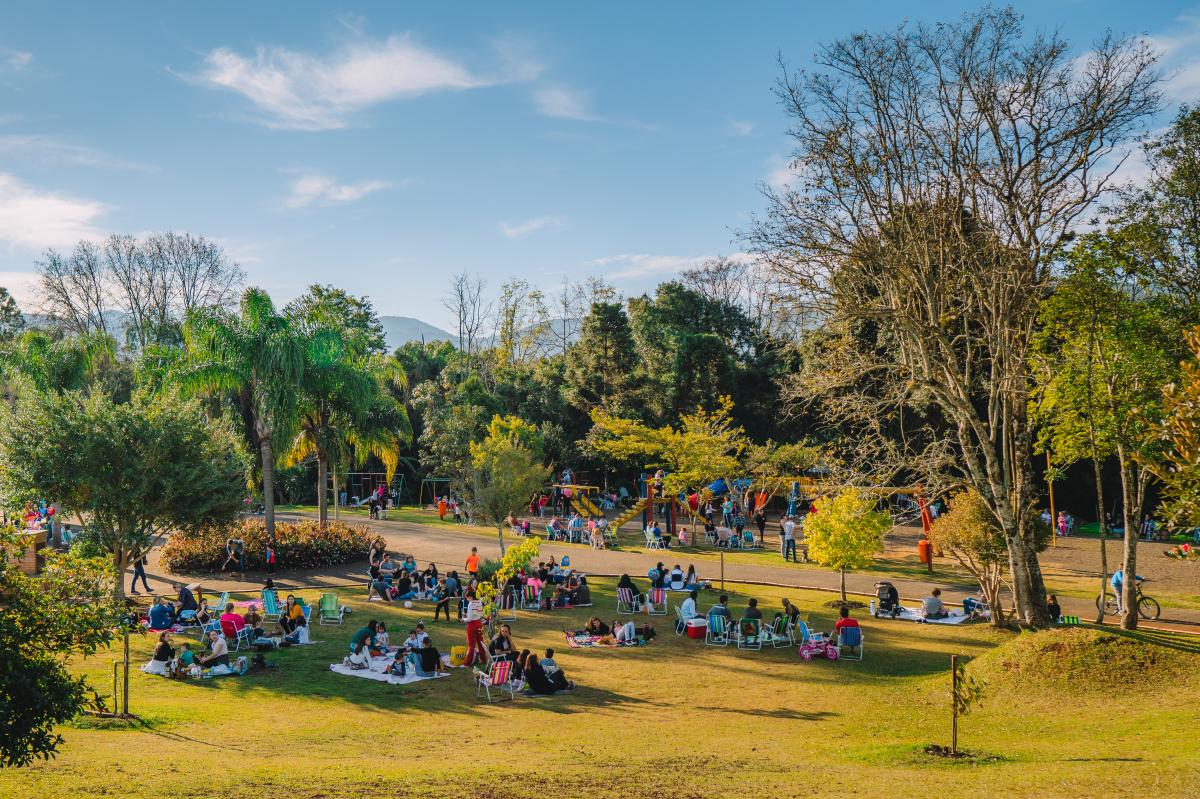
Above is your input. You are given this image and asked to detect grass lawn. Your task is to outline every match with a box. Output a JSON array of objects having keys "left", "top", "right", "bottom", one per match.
[{"left": 6, "top": 578, "right": 1198, "bottom": 798}]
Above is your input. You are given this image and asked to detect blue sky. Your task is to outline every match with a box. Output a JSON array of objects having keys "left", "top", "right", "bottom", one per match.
[{"left": 2, "top": 1, "right": 1198, "bottom": 328}]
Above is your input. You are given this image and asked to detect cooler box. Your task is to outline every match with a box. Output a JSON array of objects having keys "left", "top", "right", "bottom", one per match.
[{"left": 686, "top": 618, "right": 708, "bottom": 639}]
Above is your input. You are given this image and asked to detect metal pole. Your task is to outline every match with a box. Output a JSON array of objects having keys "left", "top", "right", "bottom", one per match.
[
  {"left": 122, "top": 631, "right": 130, "bottom": 717},
  {"left": 1047, "top": 451, "right": 1057, "bottom": 548},
  {"left": 950, "top": 654, "right": 959, "bottom": 755},
  {"left": 720, "top": 551, "right": 725, "bottom": 591}
]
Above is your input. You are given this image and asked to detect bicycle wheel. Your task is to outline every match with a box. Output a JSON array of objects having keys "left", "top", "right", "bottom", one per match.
[
  {"left": 1138, "top": 596, "right": 1160, "bottom": 621},
  {"left": 1096, "top": 592, "right": 1119, "bottom": 615}
]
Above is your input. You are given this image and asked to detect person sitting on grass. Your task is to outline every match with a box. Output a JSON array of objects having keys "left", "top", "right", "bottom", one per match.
[
  {"left": 350, "top": 620, "right": 378, "bottom": 654},
  {"left": 148, "top": 596, "right": 175, "bottom": 630},
  {"left": 540, "top": 648, "right": 559, "bottom": 675},
  {"left": 489, "top": 623, "right": 516, "bottom": 661},
  {"left": 922, "top": 588, "right": 948, "bottom": 620},
  {"left": 414, "top": 637, "right": 447, "bottom": 676},
  {"left": 198, "top": 629, "right": 229, "bottom": 669},
  {"left": 1047, "top": 594, "right": 1062, "bottom": 622},
  {"left": 177, "top": 642, "right": 195, "bottom": 674},
  {"left": 831, "top": 605, "right": 859, "bottom": 641},
  {"left": 684, "top": 565, "right": 707, "bottom": 591},
  {"left": 393, "top": 572, "right": 417, "bottom": 602},
  {"left": 512, "top": 648, "right": 533, "bottom": 680},
  {"left": 378, "top": 553, "right": 397, "bottom": 581},
  {"left": 195, "top": 597, "right": 212, "bottom": 625},
  {"left": 612, "top": 619, "right": 638, "bottom": 644},
  {"left": 142, "top": 631, "right": 174, "bottom": 676},
  {"left": 373, "top": 622, "right": 390, "bottom": 652},
  {"left": 522, "top": 651, "right": 573, "bottom": 694},
  {"left": 572, "top": 576, "right": 592, "bottom": 606},
  {"left": 369, "top": 563, "right": 393, "bottom": 602},
  {"left": 583, "top": 617, "right": 610, "bottom": 636},
  {"left": 344, "top": 640, "right": 371, "bottom": 670},
  {"left": 278, "top": 594, "right": 304, "bottom": 634},
  {"left": 552, "top": 584, "right": 571, "bottom": 608},
  {"left": 668, "top": 565, "right": 685, "bottom": 590}
]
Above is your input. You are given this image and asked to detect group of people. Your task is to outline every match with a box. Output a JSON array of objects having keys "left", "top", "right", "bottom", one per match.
[
  {"left": 485, "top": 623, "right": 575, "bottom": 693},
  {"left": 344, "top": 618, "right": 449, "bottom": 678}
]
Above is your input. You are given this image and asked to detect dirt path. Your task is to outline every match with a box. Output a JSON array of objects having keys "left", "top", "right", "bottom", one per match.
[{"left": 135, "top": 509, "right": 1200, "bottom": 631}]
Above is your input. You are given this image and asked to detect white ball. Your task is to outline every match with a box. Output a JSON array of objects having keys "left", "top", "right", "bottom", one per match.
[{"left": 403, "top": 600, "right": 413, "bottom": 609}]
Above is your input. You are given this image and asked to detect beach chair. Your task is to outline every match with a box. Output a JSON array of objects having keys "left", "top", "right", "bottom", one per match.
[
  {"left": 497, "top": 587, "right": 518, "bottom": 620},
  {"left": 215, "top": 591, "right": 230, "bottom": 611},
  {"left": 741, "top": 530, "right": 760, "bottom": 549},
  {"left": 646, "top": 588, "right": 668, "bottom": 616},
  {"left": 196, "top": 618, "right": 221, "bottom": 641},
  {"left": 674, "top": 605, "right": 695, "bottom": 636},
  {"left": 318, "top": 593, "right": 344, "bottom": 625},
  {"left": 602, "top": 525, "right": 618, "bottom": 548},
  {"left": 261, "top": 589, "right": 281, "bottom": 622},
  {"left": 616, "top": 587, "right": 641, "bottom": 614},
  {"left": 762, "top": 616, "right": 791, "bottom": 648},
  {"left": 220, "top": 619, "right": 253, "bottom": 651},
  {"left": 521, "top": 584, "right": 542, "bottom": 612},
  {"left": 474, "top": 659, "right": 517, "bottom": 702},
  {"left": 644, "top": 528, "right": 664, "bottom": 550},
  {"left": 837, "top": 626, "right": 864, "bottom": 661},
  {"left": 735, "top": 618, "right": 762, "bottom": 651},
  {"left": 706, "top": 613, "right": 730, "bottom": 646}
]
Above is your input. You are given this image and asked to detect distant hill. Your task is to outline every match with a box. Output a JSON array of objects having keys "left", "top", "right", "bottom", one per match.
[{"left": 379, "top": 316, "right": 458, "bottom": 351}]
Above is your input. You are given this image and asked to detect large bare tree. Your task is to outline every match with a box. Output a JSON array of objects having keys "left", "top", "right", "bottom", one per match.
[{"left": 751, "top": 8, "right": 1160, "bottom": 625}]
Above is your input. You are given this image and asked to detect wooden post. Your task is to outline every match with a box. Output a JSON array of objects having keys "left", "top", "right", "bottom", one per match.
[
  {"left": 720, "top": 550, "right": 725, "bottom": 591},
  {"left": 1046, "top": 451, "right": 1057, "bottom": 548},
  {"left": 111, "top": 661, "right": 119, "bottom": 715},
  {"left": 122, "top": 630, "right": 130, "bottom": 717},
  {"left": 950, "top": 654, "right": 959, "bottom": 755}
]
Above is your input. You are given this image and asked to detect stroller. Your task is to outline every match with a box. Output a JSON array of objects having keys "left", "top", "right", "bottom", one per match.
[{"left": 874, "top": 581, "right": 901, "bottom": 618}]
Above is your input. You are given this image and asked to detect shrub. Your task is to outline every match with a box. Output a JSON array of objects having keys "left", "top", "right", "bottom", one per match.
[{"left": 160, "top": 519, "right": 382, "bottom": 574}]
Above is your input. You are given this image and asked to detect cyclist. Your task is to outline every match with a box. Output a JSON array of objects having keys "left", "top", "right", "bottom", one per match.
[{"left": 1110, "top": 569, "right": 1144, "bottom": 614}]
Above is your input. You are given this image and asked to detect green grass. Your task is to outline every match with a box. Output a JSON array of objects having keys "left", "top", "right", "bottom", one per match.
[{"left": 6, "top": 577, "right": 1198, "bottom": 798}]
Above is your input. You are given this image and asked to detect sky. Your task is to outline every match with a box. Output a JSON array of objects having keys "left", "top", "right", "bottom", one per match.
[{"left": 2, "top": 1, "right": 1199, "bottom": 329}]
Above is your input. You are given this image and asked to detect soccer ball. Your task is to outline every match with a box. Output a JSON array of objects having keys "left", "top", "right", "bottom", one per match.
[{"left": 403, "top": 601, "right": 413, "bottom": 609}]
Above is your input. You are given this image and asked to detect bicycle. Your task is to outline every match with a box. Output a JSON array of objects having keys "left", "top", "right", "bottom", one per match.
[{"left": 1096, "top": 579, "right": 1160, "bottom": 620}]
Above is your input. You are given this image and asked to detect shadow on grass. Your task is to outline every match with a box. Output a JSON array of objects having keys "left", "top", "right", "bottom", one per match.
[
  {"left": 697, "top": 705, "right": 837, "bottom": 721},
  {"left": 1094, "top": 625, "right": 1200, "bottom": 654}
]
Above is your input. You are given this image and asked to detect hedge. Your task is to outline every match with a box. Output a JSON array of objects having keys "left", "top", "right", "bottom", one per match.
[{"left": 160, "top": 518, "right": 382, "bottom": 574}]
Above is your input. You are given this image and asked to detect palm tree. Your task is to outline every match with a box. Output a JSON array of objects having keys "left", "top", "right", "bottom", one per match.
[
  {"left": 0, "top": 329, "right": 113, "bottom": 398},
  {"left": 178, "top": 288, "right": 304, "bottom": 542}
]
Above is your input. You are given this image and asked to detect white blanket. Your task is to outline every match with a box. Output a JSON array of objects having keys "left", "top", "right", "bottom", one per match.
[
  {"left": 329, "top": 653, "right": 449, "bottom": 685},
  {"left": 897, "top": 607, "right": 973, "bottom": 625}
]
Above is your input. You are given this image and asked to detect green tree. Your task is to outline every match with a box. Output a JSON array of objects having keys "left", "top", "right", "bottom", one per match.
[
  {"left": 0, "top": 390, "right": 249, "bottom": 598},
  {"left": 287, "top": 284, "right": 387, "bottom": 354},
  {"left": 180, "top": 288, "right": 305, "bottom": 541},
  {"left": 467, "top": 415, "right": 552, "bottom": 553},
  {"left": 0, "top": 530, "right": 122, "bottom": 766},
  {"left": 1152, "top": 329, "right": 1200, "bottom": 530},
  {"left": 0, "top": 330, "right": 95, "bottom": 398},
  {"left": 802, "top": 489, "right": 890, "bottom": 603},
  {"left": 928, "top": 490, "right": 1009, "bottom": 627},
  {"left": 1032, "top": 236, "right": 1179, "bottom": 629},
  {"left": 0, "top": 287, "right": 24, "bottom": 341},
  {"left": 565, "top": 300, "right": 637, "bottom": 413}
]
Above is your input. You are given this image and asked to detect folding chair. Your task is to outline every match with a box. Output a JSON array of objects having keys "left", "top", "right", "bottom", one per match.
[
  {"left": 616, "top": 587, "right": 641, "bottom": 614},
  {"left": 474, "top": 659, "right": 517, "bottom": 702},
  {"left": 706, "top": 613, "right": 730, "bottom": 646},
  {"left": 674, "top": 605, "right": 694, "bottom": 636},
  {"left": 762, "top": 616, "right": 791, "bottom": 648},
  {"left": 644, "top": 528, "right": 664, "bottom": 550},
  {"left": 735, "top": 618, "right": 762, "bottom": 651},
  {"left": 220, "top": 619, "right": 253, "bottom": 651},
  {"left": 215, "top": 591, "right": 230, "bottom": 611},
  {"left": 837, "top": 626, "right": 864, "bottom": 661},
  {"left": 602, "top": 525, "right": 618, "bottom": 548},
  {"left": 260, "top": 589, "right": 281, "bottom": 623},
  {"left": 318, "top": 593, "right": 344, "bottom": 625},
  {"left": 521, "top": 584, "right": 542, "bottom": 612},
  {"left": 646, "top": 588, "right": 668, "bottom": 615},
  {"left": 196, "top": 618, "right": 221, "bottom": 641},
  {"left": 497, "top": 587, "right": 518, "bottom": 621}
]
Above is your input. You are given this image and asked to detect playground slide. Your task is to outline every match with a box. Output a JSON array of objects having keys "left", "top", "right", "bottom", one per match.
[
  {"left": 609, "top": 498, "right": 647, "bottom": 531},
  {"left": 572, "top": 493, "right": 603, "bottom": 518}
]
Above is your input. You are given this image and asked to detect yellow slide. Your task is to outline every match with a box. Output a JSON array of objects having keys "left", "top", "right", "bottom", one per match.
[
  {"left": 572, "top": 492, "right": 603, "bottom": 518},
  {"left": 609, "top": 498, "right": 647, "bottom": 531}
]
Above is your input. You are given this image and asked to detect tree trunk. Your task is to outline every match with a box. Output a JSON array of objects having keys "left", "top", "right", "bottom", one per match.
[
  {"left": 1117, "top": 451, "right": 1140, "bottom": 630},
  {"left": 261, "top": 437, "right": 276, "bottom": 544},
  {"left": 1091, "top": 457, "right": 1109, "bottom": 624},
  {"left": 332, "top": 469, "right": 340, "bottom": 522},
  {"left": 317, "top": 455, "right": 328, "bottom": 526},
  {"left": 840, "top": 567, "right": 846, "bottom": 602},
  {"left": 497, "top": 522, "right": 507, "bottom": 557},
  {"left": 113, "top": 548, "right": 129, "bottom": 601}
]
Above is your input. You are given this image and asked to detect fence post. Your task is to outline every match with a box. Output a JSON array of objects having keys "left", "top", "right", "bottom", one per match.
[
  {"left": 950, "top": 654, "right": 959, "bottom": 755},
  {"left": 122, "top": 630, "right": 130, "bottom": 717}
]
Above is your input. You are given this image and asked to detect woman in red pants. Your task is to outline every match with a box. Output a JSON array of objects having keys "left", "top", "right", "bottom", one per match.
[{"left": 463, "top": 589, "right": 488, "bottom": 666}]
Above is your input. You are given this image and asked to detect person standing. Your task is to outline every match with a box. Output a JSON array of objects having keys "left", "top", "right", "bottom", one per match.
[
  {"left": 463, "top": 589, "right": 487, "bottom": 666},
  {"left": 754, "top": 508, "right": 767, "bottom": 546},
  {"left": 781, "top": 516, "right": 798, "bottom": 562},
  {"left": 129, "top": 554, "right": 152, "bottom": 594},
  {"left": 465, "top": 547, "right": 480, "bottom": 581}
]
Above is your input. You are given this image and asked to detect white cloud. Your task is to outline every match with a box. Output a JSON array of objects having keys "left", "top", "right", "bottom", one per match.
[
  {"left": 1146, "top": 13, "right": 1200, "bottom": 103},
  {"left": 534, "top": 85, "right": 597, "bottom": 121},
  {"left": 0, "top": 173, "right": 107, "bottom": 251},
  {"left": 0, "top": 270, "right": 41, "bottom": 306},
  {"left": 196, "top": 34, "right": 490, "bottom": 130},
  {"left": 728, "top": 120, "right": 754, "bottom": 136},
  {"left": 500, "top": 215, "right": 565, "bottom": 239},
  {"left": 0, "top": 49, "right": 32, "bottom": 73},
  {"left": 0, "top": 135, "right": 155, "bottom": 172},
  {"left": 766, "top": 154, "right": 798, "bottom": 189},
  {"left": 283, "top": 172, "right": 389, "bottom": 209}
]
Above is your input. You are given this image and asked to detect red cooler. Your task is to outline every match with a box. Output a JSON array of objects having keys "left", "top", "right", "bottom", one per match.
[{"left": 686, "top": 618, "right": 707, "bottom": 639}]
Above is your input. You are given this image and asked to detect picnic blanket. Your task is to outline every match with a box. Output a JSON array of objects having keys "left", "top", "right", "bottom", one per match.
[
  {"left": 328, "top": 651, "right": 451, "bottom": 685},
  {"left": 897, "top": 607, "right": 974, "bottom": 625},
  {"left": 563, "top": 631, "right": 646, "bottom": 649}
]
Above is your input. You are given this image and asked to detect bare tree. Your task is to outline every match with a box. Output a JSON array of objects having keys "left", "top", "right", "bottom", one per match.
[
  {"left": 494, "top": 278, "right": 550, "bottom": 366},
  {"left": 37, "top": 242, "right": 110, "bottom": 338},
  {"left": 149, "top": 231, "right": 244, "bottom": 315},
  {"left": 443, "top": 271, "right": 492, "bottom": 365},
  {"left": 750, "top": 9, "right": 1160, "bottom": 625},
  {"left": 105, "top": 234, "right": 172, "bottom": 351}
]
